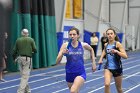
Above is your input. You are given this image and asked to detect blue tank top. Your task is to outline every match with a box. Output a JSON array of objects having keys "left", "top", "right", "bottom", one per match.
[
  {"left": 65, "top": 42, "right": 85, "bottom": 73},
  {"left": 105, "top": 42, "right": 122, "bottom": 69}
]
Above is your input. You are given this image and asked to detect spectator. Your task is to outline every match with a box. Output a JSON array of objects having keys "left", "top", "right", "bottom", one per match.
[
  {"left": 12, "top": 29, "right": 37, "bottom": 93},
  {"left": 90, "top": 32, "right": 99, "bottom": 58}
]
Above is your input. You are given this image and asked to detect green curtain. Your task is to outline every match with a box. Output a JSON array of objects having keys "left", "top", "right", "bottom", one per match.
[{"left": 9, "top": 0, "right": 58, "bottom": 71}]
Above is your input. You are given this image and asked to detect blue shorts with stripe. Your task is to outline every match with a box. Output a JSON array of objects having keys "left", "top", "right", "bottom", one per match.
[{"left": 66, "top": 72, "right": 86, "bottom": 83}]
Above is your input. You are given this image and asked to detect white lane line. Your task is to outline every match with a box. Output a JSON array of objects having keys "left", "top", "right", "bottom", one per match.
[
  {"left": 31, "top": 80, "right": 65, "bottom": 90},
  {"left": 87, "top": 72, "right": 140, "bottom": 93},
  {"left": 0, "top": 57, "right": 139, "bottom": 91},
  {"left": 0, "top": 60, "right": 138, "bottom": 92},
  {"left": 124, "top": 83, "right": 140, "bottom": 93},
  {"left": 0, "top": 61, "right": 91, "bottom": 84},
  {"left": 0, "top": 73, "right": 64, "bottom": 91},
  {"left": 0, "top": 56, "right": 137, "bottom": 84},
  {"left": 51, "top": 62, "right": 140, "bottom": 93}
]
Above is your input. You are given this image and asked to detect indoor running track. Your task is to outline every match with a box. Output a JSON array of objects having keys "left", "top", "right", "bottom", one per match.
[{"left": 0, "top": 51, "right": 140, "bottom": 93}]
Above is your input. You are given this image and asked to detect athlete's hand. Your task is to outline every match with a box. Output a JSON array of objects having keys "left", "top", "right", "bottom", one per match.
[
  {"left": 62, "top": 48, "right": 69, "bottom": 55},
  {"left": 98, "top": 60, "right": 103, "bottom": 64},
  {"left": 111, "top": 49, "right": 119, "bottom": 54}
]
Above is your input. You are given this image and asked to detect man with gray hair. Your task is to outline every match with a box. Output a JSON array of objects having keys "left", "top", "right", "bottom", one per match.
[{"left": 12, "top": 28, "right": 37, "bottom": 93}]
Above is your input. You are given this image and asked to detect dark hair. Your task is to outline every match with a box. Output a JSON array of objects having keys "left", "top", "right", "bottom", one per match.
[
  {"left": 92, "top": 32, "right": 96, "bottom": 37},
  {"left": 106, "top": 28, "right": 120, "bottom": 41},
  {"left": 69, "top": 27, "right": 80, "bottom": 35}
]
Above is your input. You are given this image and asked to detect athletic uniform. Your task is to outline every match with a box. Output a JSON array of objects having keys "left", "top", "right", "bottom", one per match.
[
  {"left": 104, "top": 42, "right": 123, "bottom": 77},
  {"left": 65, "top": 41, "right": 86, "bottom": 83}
]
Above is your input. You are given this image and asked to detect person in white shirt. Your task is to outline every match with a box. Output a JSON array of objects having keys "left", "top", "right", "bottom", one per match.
[{"left": 90, "top": 32, "right": 99, "bottom": 58}]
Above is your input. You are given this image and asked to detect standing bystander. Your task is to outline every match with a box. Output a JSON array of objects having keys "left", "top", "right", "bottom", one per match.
[
  {"left": 0, "top": 32, "right": 8, "bottom": 82},
  {"left": 12, "top": 29, "right": 37, "bottom": 93}
]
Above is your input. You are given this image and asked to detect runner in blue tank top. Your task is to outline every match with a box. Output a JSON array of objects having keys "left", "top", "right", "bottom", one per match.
[
  {"left": 56, "top": 27, "right": 96, "bottom": 93},
  {"left": 98, "top": 28, "right": 128, "bottom": 93},
  {"left": 105, "top": 42, "right": 123, "bottom": 69}
]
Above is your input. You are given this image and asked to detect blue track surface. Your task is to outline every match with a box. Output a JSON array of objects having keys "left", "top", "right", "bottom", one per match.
[{"left": 0, "top": 51, "right": 140, "bottom": 93}]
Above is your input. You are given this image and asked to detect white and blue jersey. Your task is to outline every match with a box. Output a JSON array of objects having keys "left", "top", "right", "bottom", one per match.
[
  {"left": 65, "top": 41, "right": 85, "bottom": 73},
  {"left": 65, "top": 41, "right": 86, "bottom": 82},
  {"left": 105, "top": 42, "right": 122, "bottom": 70}
]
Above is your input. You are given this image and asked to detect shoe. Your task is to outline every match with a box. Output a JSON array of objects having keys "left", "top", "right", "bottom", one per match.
[
  {"left": 3, "top": 70, "right": 8, "bottom": 74},
  {"left": 0, "top": 79, "right": 6, "bottom": 82}
]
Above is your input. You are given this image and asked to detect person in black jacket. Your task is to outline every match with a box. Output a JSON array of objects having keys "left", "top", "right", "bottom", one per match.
[
  {"left": 101, "top": 32, "right": 108, "bottom": 59},
  {"left": 101, "top": 32, "right": 108, "bottom": 51}
]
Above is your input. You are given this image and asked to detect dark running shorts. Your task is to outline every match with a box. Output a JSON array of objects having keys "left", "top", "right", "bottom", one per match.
[
  {"left": 108, "top": 69, "right": 123, "bottom": 77},
  {"left": 66, "top": 72, "right": 86, "bottom": 83}
]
